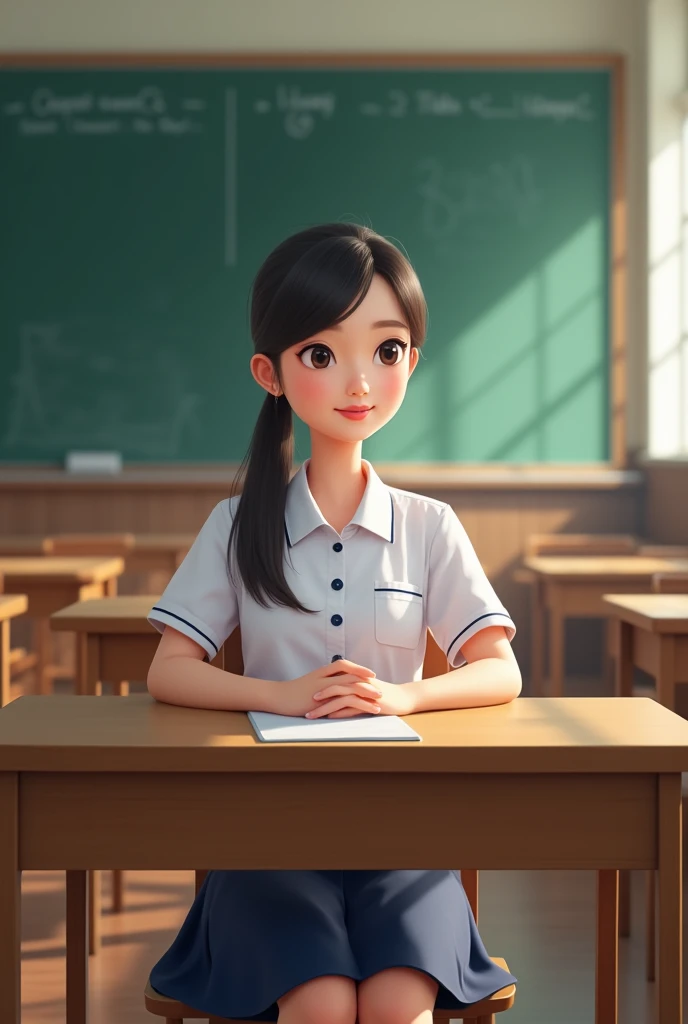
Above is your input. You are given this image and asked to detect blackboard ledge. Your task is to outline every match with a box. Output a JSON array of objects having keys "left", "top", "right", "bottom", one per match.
[{"left": 0, "top": 463, "right": 643, "bottom": 492}]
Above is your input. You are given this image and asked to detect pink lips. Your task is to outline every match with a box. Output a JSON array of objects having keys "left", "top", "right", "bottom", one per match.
[{"left": 336, "top": 407, "right": 373, "bottom": 419}]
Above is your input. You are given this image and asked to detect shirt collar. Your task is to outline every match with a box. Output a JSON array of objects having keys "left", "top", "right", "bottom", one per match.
[{"left": 284, "top": 458, "right": 395, "bottom": 548}]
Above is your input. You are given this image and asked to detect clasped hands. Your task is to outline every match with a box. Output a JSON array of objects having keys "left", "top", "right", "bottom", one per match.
[{"left": 274, "top": 659, "right": 414, "bottom": 719}]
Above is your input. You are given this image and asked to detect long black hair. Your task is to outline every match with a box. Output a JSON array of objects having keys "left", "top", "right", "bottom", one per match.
[{"left": 228, "top": 222, "right": 428, "bottom": 612}]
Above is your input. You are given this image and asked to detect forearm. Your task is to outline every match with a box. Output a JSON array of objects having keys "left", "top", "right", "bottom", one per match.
[
  {"left": 148, "top": 656, "right": 279, "bottom": 712},
  {"left": 404, "top": 658, "right": 522, "bottom": 713}
]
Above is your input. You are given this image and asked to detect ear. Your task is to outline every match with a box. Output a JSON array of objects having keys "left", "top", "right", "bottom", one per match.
[
  {"left": 250, "top": 353, "right": 281, "bottom": 396},
  {"left": 408, "top": 345, "right": 420, "bottom": 377}
]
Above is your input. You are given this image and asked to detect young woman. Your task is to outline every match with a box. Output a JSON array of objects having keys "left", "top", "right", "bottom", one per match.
[{"left": 147, "top": 222, "right": 521, "bottom": 1024}]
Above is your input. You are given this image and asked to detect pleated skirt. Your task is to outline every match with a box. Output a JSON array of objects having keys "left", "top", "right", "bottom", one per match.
[{"left": 150, "top": 868, "right": 517, "bottom": 1021}]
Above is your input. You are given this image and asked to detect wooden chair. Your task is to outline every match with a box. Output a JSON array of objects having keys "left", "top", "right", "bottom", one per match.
[
  {"left": 143, "top": 629, "right": 515, "bottom": 1024},
  {"left": 651, "top": 571, "right": 688, "bottom": 594}
]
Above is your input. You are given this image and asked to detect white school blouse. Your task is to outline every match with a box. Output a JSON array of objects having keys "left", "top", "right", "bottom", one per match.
[{"left": 148, "top": 458, "right": 516, "bottom": 684}]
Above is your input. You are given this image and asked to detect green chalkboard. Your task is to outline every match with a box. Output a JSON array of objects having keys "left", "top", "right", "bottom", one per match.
[{"left": 0, "top": 59, "right": 614, "bottom": 463}]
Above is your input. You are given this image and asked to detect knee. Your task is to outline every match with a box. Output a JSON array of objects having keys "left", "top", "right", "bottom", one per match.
[
  {"left": 357, "top": 968, "right": 438, "bottom": 1024},
  {"left": 277, "top": 974, "right": 357, "bottom": 1024}
]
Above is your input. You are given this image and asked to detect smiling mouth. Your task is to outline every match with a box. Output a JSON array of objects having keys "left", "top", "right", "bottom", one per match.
[{"left": 336, "top": 407, "right": 374, "bottom": 418}]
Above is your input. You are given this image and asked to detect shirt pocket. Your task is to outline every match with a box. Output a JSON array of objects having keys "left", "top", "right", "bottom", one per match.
[{"left": 374, "top": 580, "right": 424, "bottom": 649}]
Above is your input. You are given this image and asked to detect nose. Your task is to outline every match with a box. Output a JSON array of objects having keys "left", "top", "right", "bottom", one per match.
[{"left": 347, "top": 374, "right": 370, "bottom": 397}]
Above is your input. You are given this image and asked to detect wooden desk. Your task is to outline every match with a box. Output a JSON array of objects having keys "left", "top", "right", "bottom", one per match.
[
  {"left": 603, "top": 593, "right": 688, "bottom": 979},
  {"left": 51, "top": 595, "right": 161, "bottom": 698},
  {"left": 128, "top": 534, "right": 193, "bottom": 576},
  {"left": 0, "top": 695, "right": 686, "bottom": 1024},
  {"left": 523, "top": 556, "right": 688, "bottom": 697},
  {"left": 604, "top": 594, "right": 688, "bottom": 712},
  {"left": 0, "top": 558, "right": 125, "bottom": 694},
  {"left": 0, "top": 595, "right": 28, "bottom": 708}
]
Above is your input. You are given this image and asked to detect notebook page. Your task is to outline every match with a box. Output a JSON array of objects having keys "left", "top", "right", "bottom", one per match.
[{"left": 247, "top": 711, "right": 421, "bottom": 743}]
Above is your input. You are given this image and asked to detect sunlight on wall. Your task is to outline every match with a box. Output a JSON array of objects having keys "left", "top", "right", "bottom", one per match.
[{"left": 648, "top": 137, "right": 686, "bottom": 456}]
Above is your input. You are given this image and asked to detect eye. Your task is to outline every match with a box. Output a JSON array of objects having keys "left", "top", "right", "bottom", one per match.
[
  {"left": 297, "top": 344, "right": 334, "bottom": 369},
  {"left": 374, "top": 339, "right": 408, "bottom": 366}
]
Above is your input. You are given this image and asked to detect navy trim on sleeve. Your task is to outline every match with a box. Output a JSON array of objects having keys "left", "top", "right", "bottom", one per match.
[
  {"left": 151, "top": 606, "right": 219, "bottom": 654},
  {"left": 446, "top": 612, "right": 513, "bottom": 658}
]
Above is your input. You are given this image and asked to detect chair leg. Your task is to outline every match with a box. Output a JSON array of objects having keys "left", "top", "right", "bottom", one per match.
[
  {"left": 165, "top": 1018, "right": 183, "bottom": 1023},
  {"left": 475, "top": 1015, "right": 495, "bottom": 1024},
  {"left": 112, "top": 869, "right": 124, "bottom": 912}
]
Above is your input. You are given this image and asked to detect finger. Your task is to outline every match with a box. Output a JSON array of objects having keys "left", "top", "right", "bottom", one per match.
[
  {"left": 314, "top": 681, "right": 382, "bottom": 700},
  {"left": 318, "top": 674, "right": 379, "bottom": 690},
  {"left": 325, "top": 660, "right": 376, "bottom": 678},
  {"left": 327, "top": 707, "right": 368, "bottom": 719},
  {"left": 307, "top": 696, "right": 380, "bottom": 719}
]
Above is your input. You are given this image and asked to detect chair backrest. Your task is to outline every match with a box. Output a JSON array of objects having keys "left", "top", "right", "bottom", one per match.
[
  {"left": 525, "top": 532, "right": 639, "bottom": 558},
  {"left": 49, "top": 532, "right": 136, "bottom": 556},
  {"left": 651, "top": 572, "right": 688, "bottom": 594},
  {"left": 220, "top": 627, "right": 449, "bottom": 678}
]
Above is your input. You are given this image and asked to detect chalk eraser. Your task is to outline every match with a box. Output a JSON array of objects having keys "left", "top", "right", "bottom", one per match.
[{"left": 65, "top": 451, "right": 123, "bottom": 474}]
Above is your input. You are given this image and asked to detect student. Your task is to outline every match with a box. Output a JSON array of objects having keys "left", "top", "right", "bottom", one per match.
[{"left": 147, "top": 222, "right": 521, "bottom": 1024}]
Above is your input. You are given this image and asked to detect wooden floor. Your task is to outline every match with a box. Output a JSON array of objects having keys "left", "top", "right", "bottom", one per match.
[{"left": 13, "top": 673, "right": 686, "bottom": 1023}]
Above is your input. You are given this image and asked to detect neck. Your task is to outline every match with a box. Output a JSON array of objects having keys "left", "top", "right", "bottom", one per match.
[{"left": 304, "top": 436, "right": 367, "bottom": 532}]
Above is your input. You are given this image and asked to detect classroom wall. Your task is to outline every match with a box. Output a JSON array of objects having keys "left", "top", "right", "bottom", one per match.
[{"left": 1, "top": 0, "right": 649, "bottom": 456}]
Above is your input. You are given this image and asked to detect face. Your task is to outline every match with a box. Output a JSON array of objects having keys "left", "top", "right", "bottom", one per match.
[{"left": 251, "top": 273, "right": 419, "bottom": 446}]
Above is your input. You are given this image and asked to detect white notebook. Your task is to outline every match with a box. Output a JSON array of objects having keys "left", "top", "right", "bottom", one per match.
[{"left": 247, "top": 710, "right": 422, "bottom": 743}]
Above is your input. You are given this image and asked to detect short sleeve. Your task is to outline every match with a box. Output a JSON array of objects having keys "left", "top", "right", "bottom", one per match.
[
  {"left": 426, "top": 504, "right": 516, "bottom": 668},
  {"left": 148, "top": 499, "right": 239, "bottom": 660}
]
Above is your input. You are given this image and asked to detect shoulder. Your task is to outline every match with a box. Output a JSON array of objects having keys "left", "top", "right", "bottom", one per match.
[{"left": 389, "top": 486, "right": 450, "bottom": 536}]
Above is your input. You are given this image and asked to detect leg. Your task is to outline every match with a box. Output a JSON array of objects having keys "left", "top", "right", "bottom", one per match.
[
  {"left": 657, "top": 774, "right": 682, "bottom": 1023},
  {"left": 357, "top": 967, "right": 438, "bottom": 1024},
  {"left": 530, "top": 578, "right": 544, "bottom": 696},
  {"left": 66, "top": 871, "right": 88, "bottom": 1024},
  {"left": 277, "top": 975, "right": 357, "bottom": 1024},
  {"left": 0, "top": 773, "right": 20, "bottom": 1024},
  {"left": 0, "top": 619, "right": 9, "bottom": 707},
  {"left": 595, "top": 869, "right": 618, "bottom": 1024},
  {"left": 549, "top": 606, "right": 566, "bottom": 697}
]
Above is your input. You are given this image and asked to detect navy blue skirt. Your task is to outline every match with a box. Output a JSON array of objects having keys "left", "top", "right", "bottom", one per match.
[{"left": 150, "top": 869, "right": 516, "bottom": 1021}]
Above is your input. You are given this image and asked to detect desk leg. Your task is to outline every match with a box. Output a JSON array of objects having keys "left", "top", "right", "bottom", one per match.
[
  {"left": 105, "top": 576, "right": 118, "bottom": 597},
  {"left": 0, "top": 773, "right": 20, "bottom": 1024},
  {"left": 595, "top": 869, "right": 618, "bottom": 1024},
  {"left": 88, "top": 870, "right": 102, "bottom": 956},
  {"left": 615, "top": 621, "right": 634, "bottom": 938},
  {"left": 646, "top": 869, "right": 656, "bottom": 982},
  {"left": 1, "top": 619, "right": 10, "bottom": 707},
  {"left": 549, "top": 605, "right": 566, "bottom": 697},
  {"left": 35, "top": 618, "right": 53, "bottom": 694},
  {"left": 66, "top": 871, "right": 88, "bottom": 1024},
  {"left": 657, "top": 636, "right": 677, "bottom": 712},
  {"left": 657, "top": 773, "right": 682, "bottom": 1023},
  {"left": 530, "top": 579, "right": 544, "bottom": 696}
]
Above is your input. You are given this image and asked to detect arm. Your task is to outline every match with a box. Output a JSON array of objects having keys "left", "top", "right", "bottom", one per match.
[
  {"left": 403, "top": 625, "right": 521, "bottom": 713},
  {"left": 148, "top": 626, "right": 279, "bottom": 713}
]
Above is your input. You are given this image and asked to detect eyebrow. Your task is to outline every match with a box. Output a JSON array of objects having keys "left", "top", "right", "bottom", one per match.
[{"left": 328, "top": 319, "right": 410, "bottom": 333}]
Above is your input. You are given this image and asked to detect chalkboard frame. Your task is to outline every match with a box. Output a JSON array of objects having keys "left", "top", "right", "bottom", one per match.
[{"left": 0, "top": 51, "right": 627, "bottom": 469}]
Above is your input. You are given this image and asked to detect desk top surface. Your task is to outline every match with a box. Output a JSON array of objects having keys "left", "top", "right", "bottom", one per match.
[
  {"left": 51, "top": 595, "right": 160, "bottom": 631},
  {"left": 1, "top": 694, "right": 688, "bottom": 774},
  {"left": 524, "top": 555, "right": 688, "bottom": 581},
  {"left": 0, "top": 593, "right": 28, "bottom": 621},
  {"left": 0, "top": 556, "right": 125, "bottom": 582},
  {"left": 602, "top": 593, "right": 688, "bottom": 632}
]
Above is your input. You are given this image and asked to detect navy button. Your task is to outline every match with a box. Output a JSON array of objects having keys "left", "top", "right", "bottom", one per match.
[
  {"left": 331, "top": 578, "right": 343, "bottom": 590},
  {"left": 331, "top": 614, "right": 343, "bottom": 626},
  {"left": 331, "top": 654, "right": 343, "bottom": 662},
  {"left": 333, "top": 542, "right": 343, "bottom": 552}
]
